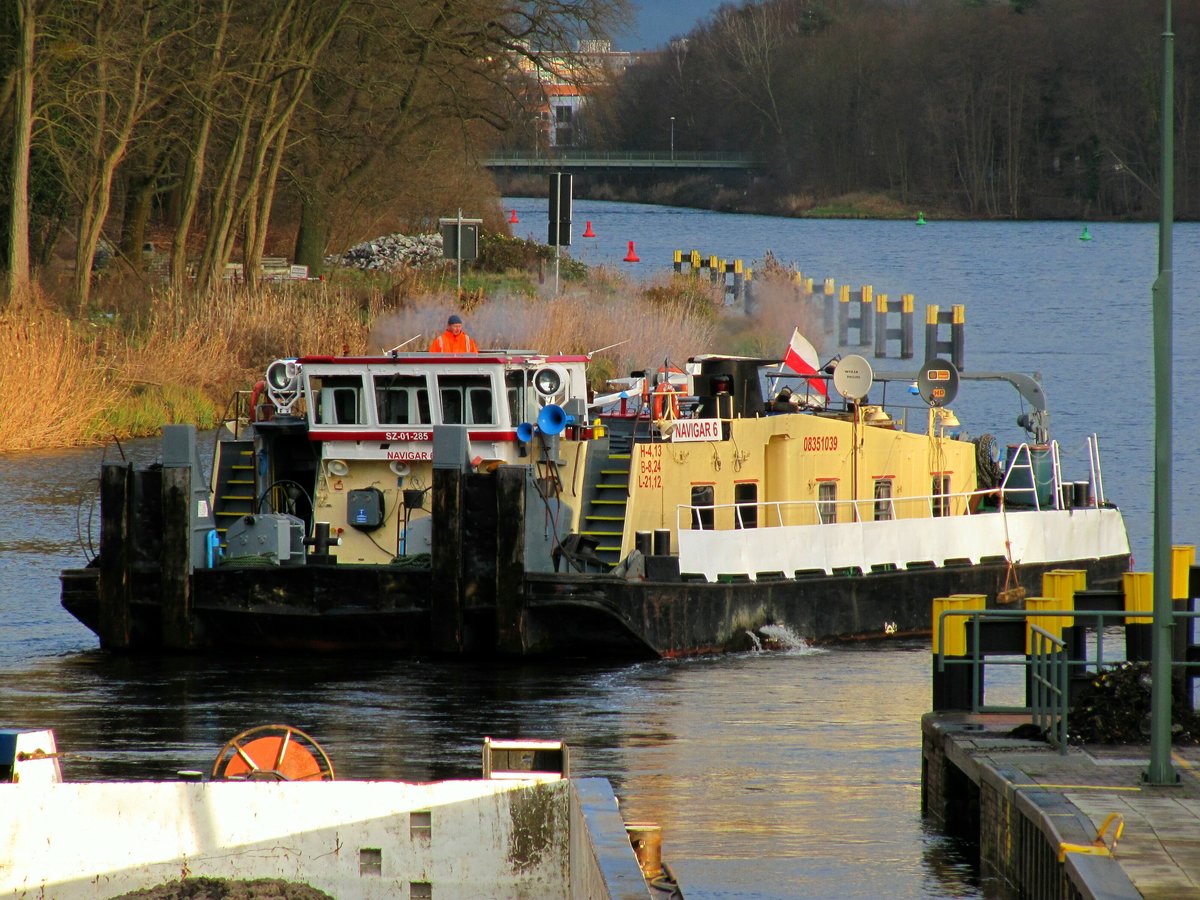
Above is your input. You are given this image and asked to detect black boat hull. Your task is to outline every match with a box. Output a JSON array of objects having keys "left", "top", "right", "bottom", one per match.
[{"left": 61, "top": 552, "right": 1131, "bottom": 658}]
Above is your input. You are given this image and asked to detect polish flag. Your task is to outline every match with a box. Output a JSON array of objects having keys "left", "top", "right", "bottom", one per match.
[{"left": 782, "top": 328, "right": 828, "bottom": 403}]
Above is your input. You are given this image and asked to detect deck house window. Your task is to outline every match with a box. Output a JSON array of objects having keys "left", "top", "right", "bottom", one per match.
[
  {"left": 691, "top": 485, "right": 714, "bottom": 530},
  {"left": 932, "top": 475, "right": 951, "bottom": 517},
  {"left": 505, "top": 371, "right": 532, "bottom": 427},
  {"left": 375, "top": 375, "right": 430, "bottom": 425},
  {"left": 818, "top": 482, "right": 837, "bottom": 524},
  {"left": 873, "top": 479, "right": 894, "bottom": 521},
  {"left": 309, "top": 374, "right": 366, "bottom": 425},
  {"left": 734, "top": 483, "right": 758, "bottom": 529},
  {"left": 437, "top": 374, "right": 494, "bottom": 425}
]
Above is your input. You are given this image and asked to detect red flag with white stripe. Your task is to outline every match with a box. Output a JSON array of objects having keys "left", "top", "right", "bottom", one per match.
[{"left": 782, "top": 328, "right": 828, "bottom": 402}]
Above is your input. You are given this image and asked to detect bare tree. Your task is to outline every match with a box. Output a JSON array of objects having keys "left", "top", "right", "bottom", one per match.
[
  {"left": 40, "top": 0, "right": 188, "bottom": 312},
  {"left": 4, "top": 0, "right": 37, "bottom": 306}
]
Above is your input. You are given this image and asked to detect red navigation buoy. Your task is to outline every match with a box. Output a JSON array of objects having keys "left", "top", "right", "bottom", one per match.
[
  {"left": 509, "top": 209, "right": 519, "bottom": 223},
  {"left": 583, "top": 220, "right": 595, "bottom": 238},
  {"left": 624, "top": 240, "right": 640, "bottom": 263}
]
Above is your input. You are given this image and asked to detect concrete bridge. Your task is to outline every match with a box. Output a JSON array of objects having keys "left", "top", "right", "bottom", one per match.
[{"left": 484, "top": 150, "right": 757, "bottom": 173}]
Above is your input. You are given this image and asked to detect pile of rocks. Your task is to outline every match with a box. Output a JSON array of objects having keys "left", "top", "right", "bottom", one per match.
[{"left": 335, "top": 233, "right": 445, "bottom": 271}]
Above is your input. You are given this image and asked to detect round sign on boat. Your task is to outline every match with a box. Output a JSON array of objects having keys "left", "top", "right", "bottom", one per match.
[
  {"left": 833, "top": 354, "right": 874, "bottom": 400},
  {"left": 917, "top": 358, "right": 959, "bottom": 407}
]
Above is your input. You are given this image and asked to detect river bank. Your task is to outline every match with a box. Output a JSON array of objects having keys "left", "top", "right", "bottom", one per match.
[{"left": 2, "top": 240, "right": 801, "bottom": 453}]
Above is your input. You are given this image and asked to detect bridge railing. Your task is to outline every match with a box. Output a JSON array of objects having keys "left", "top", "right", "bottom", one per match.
[{"left": 485, "top": 150, "right": 755, "bottom": 167}]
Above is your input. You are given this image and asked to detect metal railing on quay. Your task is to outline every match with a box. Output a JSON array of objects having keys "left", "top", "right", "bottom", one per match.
[{"left": 934, "top": 607, "right": 1200, "bottom": 755}]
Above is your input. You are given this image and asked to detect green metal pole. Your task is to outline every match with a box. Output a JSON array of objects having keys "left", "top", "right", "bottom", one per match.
[{"left": 1146, "top": 0, "right": 1176, "bottom": 786}]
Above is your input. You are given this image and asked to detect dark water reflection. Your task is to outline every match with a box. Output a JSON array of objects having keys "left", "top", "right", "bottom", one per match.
[{"left": 1, "top": 644, "right": 981, "bottom": 899}]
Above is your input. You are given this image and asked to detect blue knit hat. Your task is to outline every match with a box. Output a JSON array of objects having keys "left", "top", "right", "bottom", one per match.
[{"left": 448, "top": 315, "right": 463, "bottom": 325}]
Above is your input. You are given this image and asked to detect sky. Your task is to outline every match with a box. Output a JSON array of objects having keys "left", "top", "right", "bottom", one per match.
[{"left": 612, "top": 0, "right": 728, "bottom": 52}]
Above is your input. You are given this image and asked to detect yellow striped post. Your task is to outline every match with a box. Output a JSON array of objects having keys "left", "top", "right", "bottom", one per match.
[
  {"left": 1026, "top": 596, "right": 1060, "bottom": 654},
  {"left": 1173, "top": 545, "right": 1195, "bottom": 599},
  {"left": 932, "top": 595, "right": 967, "bottom": 657},
  {"left": 673, "top": 249, "right": 682, "bottom": 273},
  {"left": 900, "top": 293, "right": 915, "bottom": 358},
  {"left": 1124, "top": 572, "right": 1153, "bottom": 625},
  {"left": 1042, "top": 569, "right": 1085, "bottom": 629}
]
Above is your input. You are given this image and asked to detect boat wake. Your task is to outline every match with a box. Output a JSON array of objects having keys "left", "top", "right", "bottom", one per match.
[{"left": 747, "top": 624, "right": 823, "bottom": 656}]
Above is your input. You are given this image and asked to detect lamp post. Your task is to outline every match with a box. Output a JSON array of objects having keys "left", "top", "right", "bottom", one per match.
[
  {"left": 1146, "top": 0, "right": 1177, "bottom": 787},
  {"left": 670, "top": 116, "right": 675, "bottom": 161}
]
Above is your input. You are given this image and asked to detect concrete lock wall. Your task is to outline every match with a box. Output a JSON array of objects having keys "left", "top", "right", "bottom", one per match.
[{"left": 0, "top": 777, "right": 646, "bottom": 899}]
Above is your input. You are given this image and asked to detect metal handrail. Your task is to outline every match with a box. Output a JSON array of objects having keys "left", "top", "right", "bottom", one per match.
[
  {"left": 933, "top": 607, "right": 1200, "bottom": 754},
  {"left": 674, "top": 480, "right": 1087, "bottom": 531},
  {"left": 1030, "top": 626, "right": 1069, "bottom": 754}
]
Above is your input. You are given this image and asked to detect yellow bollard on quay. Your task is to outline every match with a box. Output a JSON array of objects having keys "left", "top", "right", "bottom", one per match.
[
  {"left": 1025, "top": 596, "right": 1059, "bottom": 654},
  {"left": 1123, "top": 572, "right": 1153, "bottom": 625},
  {"left": 1173, "top": 545, "right": 1195, "bottom": 599}
]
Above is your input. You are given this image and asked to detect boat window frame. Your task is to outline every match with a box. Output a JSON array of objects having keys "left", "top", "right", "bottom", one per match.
[
  {"left": 307, "top": 371, "right": 368, "bottom": 426},
  {"left": 873, "top": 478, "right": 894, "bottom": 521},
  {"left": 818, "top": 481, "right": 838, "bottom": 524},
  {"left": 932, "top": 474, "right": 951, "bottom": 517},
  {"left": 734, "top": 481, "right": 758, "bottom": 529},
  {"left": 690, "top": 484, "right": 715, "bottom": 530},
  {"left": 374, "top": 372, "right": 432, "bottom": 426},
  {"left": 436, "top": 372, "right": 497, "bottom": 426}
]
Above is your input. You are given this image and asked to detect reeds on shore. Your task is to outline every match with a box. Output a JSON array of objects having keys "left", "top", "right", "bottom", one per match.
[{"left": 1, "top": 263, "right": 820, "bottom": 453}]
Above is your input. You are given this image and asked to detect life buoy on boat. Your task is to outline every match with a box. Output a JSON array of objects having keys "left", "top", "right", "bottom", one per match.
[
  {"left": 248, "top": 379, "right": 267, "bottom": 422},
  {"left": 653, "top": 382, "right": 680, "bottom": 420}
]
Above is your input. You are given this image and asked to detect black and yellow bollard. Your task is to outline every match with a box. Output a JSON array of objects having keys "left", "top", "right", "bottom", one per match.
[
  {"left": 1173, "top": 545, "right": 1197, "bottom": 708},
  {"left": 672, "top": 249, "right": 682, "bottom": 274},
  {"left": 1123, "top": 571, "right": 1153, "bottom": 662},
  {"left": 901, "top": 293, "right": 915, "bottom": 359},
  {"left": 823, "top": 277, "right": 836, "bottom": 334},
  {"left": 932, "top": 594, "right": 983, "bottom": 711},
  {"left": 1043, "top": 568, "right": 1086, "bottom": 662},
  {"left": 952, "top": 303, "right": 965, "bottom": 371},
  {"left": 859, "top": 285, "right": 874, "bottom": 346},
  {"left": 837, "top": 283, "right": 852, "bottom": 342}
]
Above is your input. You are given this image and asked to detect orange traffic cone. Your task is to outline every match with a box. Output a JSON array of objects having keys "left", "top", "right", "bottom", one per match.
[
  {"left": 509, "top": 209, "right": 519, "bottom": 223},
  {"left": 624, "top": 240, "right": 640, "bottom": 263},
  {"left": 583, "top": 220, "right": 595, "bottom": 238}
]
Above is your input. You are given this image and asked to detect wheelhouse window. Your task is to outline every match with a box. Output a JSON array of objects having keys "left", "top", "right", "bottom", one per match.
[
  {"left": 818, "top": 481, "right": 838, "bottom": 524},
  {"left": 932, "top": 474, "right": 951, "bottom": 517},
  {"left": 734, "top": 482, "right": 758, "bottom": 529},
  {"left": 437, "top": 374, "right": 494, "bottom": 425},
  {"left": 505, "top": 371, "right": 533, "bottom": 427},
  {"left": 375, "top": 374, "right": 430, "bottom": 426},
  {"left": 691, "top": 485, "right": 715, "bottom": 530},
  {"left": 309, "top": 373, "right": 366, "bottom": 425},
  {"left": 873, "top": 479, "right": 894, "bottom": 521}
]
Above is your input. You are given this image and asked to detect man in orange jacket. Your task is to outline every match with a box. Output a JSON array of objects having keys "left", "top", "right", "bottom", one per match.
[{"left": 428, "top": 314, "right": 479, "bottom": 353}]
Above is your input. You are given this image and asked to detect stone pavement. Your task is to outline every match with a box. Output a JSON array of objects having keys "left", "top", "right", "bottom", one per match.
[{"left": 933, "top": 712, "right": 1200, "bottom": 898}]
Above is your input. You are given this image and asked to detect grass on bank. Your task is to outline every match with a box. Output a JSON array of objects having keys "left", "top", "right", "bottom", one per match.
[{"left": 1, "top": 245, "right": 821, "bottom": 453}]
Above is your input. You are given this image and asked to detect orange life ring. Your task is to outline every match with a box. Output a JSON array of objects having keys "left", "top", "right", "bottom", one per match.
[
  {"left": 248, "top": 379, "right": 267, "bottom": 422},
  {"left": 653, "top": 382, "right": 680, "bottom": 419}
]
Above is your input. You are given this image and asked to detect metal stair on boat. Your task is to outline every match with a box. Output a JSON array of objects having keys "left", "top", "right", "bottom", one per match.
[
  {"left": 211, "top": 439, "right": 256, "bottom": 549},
  {"left": 582, "top": 449, "right": 631, "bottom": 568},
  {"left": 577, "top": 419, "right": 648, "bottom": 569}
]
